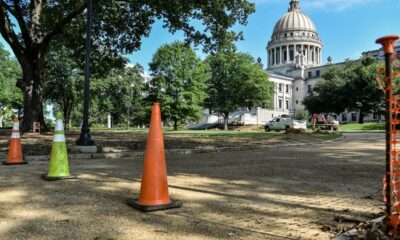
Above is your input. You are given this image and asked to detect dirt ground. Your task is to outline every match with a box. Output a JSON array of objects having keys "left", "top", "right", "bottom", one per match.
[
  {"left": 0, "top": 132, "right": 383, "bottom": 240},
  {"left": 0, "top": 129, "right": 336, "bottom": 156}
]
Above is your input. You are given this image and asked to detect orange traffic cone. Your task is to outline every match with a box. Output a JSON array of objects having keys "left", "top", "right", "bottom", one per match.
[
  {"left": 128, "top": 102, "right": 181, "bottom": 211},
  {"left": 2, "top": 117, "right": 27, "bottom": 165}
]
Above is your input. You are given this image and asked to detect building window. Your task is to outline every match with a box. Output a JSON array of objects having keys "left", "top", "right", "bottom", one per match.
[
  {"left": 285, "top": 100, "right": 289, "bottom": 110},
  {"left": 284, "top": 51, "right": 287, "bottom": 61},
  {"left": 316, "top": 70, "right": 320, "bottom": 77},
  {"left": 278, "top": 99, "right": 282, "bottom": 109},
  {"left": 296, "top": 87, "right": 299, "bottom": 92},
  {"left": 289, "top": 50, "right": 294, "bottom": 61},
  {"left": 308, "top": 72, "right": 312, "bottom": 78},
  {"left": 279, "top": 84, "right": 283, "bottom": 92},
  {"left": 286, "top": 85, "right": 289, "bottom": 93},
  {"left": 307, "top": 85, "right": 312, "bottom": 93},
  {"left": 296, "top": 100, "right": 299, "bottom": 105}
]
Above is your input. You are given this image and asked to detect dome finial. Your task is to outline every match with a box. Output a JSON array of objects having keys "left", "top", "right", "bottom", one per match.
[{"left": 289, "top": 0, "right": 300, "bottom": 11}]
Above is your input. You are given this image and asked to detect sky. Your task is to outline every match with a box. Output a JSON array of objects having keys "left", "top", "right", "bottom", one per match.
[{"left": 1, "top": 0, "right": 400, "bottom": 72}]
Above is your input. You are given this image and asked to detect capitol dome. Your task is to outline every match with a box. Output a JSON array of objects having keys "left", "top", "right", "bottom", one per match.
[
  {"left": 272, "top": 10, "right": 316, "bottom": 35},
  {"left": 267, "top": 0, "right": 323, "bottom": 73}
]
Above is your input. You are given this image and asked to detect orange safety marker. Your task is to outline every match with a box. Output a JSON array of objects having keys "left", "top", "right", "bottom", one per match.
[
  {"left": 128, "top": 102, "right": 181, "bottom": 211},
  {"left": 2, "top": 117, "right": 27, "bottom": 165}
]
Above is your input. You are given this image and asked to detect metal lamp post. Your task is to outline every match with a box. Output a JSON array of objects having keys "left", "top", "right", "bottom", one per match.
[{"left": 76, "top": 0, "right": 95, "bottom": 148}]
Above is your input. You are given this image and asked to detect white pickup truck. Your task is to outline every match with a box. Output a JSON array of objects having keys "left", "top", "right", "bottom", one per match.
[{"left": 265, "top": 117, "right": 307, "bottom": 132}]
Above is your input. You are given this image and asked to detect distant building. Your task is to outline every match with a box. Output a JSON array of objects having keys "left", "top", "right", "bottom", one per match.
[
  {"left": 193, "top": 0, "right": 386, "bottom": 127},
  {"left": 264, "top": 0, "right": 381, "bottom": 124},
  {"left": 362, "top": 40, "right": 400, "bottom": 61}
]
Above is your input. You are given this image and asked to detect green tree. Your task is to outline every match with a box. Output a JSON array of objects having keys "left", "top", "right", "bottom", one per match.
[
  {"left": 44, "top": 47, "right": 80, "bottom": 128},
  {"left": 303, "top": 67, "right": 348, "bottom": 115},
  {"left": 0, "top": 0, "right": 255, "bottom": 131},
  {"left": 0, "top": 44, "right": 22, "bottom": 127},
  {"left": 343, "top": 57, "right": 383, "bottom": 123},
  {"left": 205, "top": 51, "right": 274, "bottom": 130},
  {"left": 148, "top": 42, "right": 207, "bottom": 130},
  {"left": 94, "top": 65, "right": 146, "bottom": 127},
  {"left": 303, "top": 57, "right": 383, "bottom": 124},
  {"left": 68, "top": 64, "right": 146, "bottom": 128}
]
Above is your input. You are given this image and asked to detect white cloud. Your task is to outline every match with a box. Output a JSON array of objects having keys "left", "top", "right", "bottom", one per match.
[{"left": 252, "top": 0, "right": 377, "bottom": 11}]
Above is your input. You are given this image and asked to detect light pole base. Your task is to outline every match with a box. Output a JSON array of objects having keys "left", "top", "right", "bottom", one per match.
[{"left": 72, "top": 145, "right": 98, "bottom": 153}]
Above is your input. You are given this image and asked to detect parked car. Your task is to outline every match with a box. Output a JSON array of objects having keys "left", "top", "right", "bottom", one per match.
[{"left": 264, "top": 117, "right": 307, "bottom": 132}]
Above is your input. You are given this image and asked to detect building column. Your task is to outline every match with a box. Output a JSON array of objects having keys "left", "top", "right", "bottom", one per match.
[
  {"left": 311, "top": 46, "right": 314, "bottom": 64},
  {"left": 286, "top": 45, "right": 289, "bottom": 63},
  {"left": 319, "top": 47, "right": 322, "bottom": 64}
]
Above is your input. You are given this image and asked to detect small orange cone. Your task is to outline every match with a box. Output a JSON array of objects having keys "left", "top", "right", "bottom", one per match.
[
  {"left": 128, "top": 102, "right": 181, "bottom": 211},
  {"left": 2, "top": 117, "right": 27, "bottom": 165}
]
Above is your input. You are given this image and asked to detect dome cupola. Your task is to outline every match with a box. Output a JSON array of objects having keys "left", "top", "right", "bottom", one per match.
[{"left": 267, "top": 0, "right": 323, "bottom": 73}]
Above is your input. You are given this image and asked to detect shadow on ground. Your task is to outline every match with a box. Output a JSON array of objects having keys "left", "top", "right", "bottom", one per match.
[{"left": 0, "top": 132, "right": 385, "bottom": 240}]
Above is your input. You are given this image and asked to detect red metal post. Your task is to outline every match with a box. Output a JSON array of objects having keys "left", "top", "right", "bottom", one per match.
[{"left": 376, "top": 35, "right": 399, "bottom": 233}]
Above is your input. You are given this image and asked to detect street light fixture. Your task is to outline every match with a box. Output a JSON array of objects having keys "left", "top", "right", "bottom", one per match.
[{"left": 76, "top": 0, "right": 96, "bottom": 150}]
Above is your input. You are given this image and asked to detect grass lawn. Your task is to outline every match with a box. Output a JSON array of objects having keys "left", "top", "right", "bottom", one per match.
[{"left": 339, "top": 123, "right": 385, "bottom": 131}]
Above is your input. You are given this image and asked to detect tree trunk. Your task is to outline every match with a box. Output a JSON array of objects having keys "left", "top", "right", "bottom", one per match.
[
  {"left": 224, "top": 113, "right": 229, "bottom": 131},
  {"left": 0, "top": 115, "right": 3, "bottom": 128},
  {"left": 358, "top": 112, "right": 365, "bottom": 124},
  {"left": 173, "top": 117, "right": 178, "bottom": 131},
  {"left": 18, "top": 54, "right": 48, "bottom": 132}
]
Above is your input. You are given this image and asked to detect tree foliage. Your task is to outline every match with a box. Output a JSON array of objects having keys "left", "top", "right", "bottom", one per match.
[
  {"left": 44, "top": 46, "right": 80, "bottom": 128},
  {"left": 0, "top": 44, "right": 22, "bottom": 127},
  {"left": 205, "top": 51, "right": 274, "bottom": 130},
  {"left": 0, "top": 0, "right": 255, "bottom": 131},
  {"left": 303, "top": 57, "right": 383, "bottom": 123},
  {"left": 148, "top": 41, "right": 207, "bottom": 130}
]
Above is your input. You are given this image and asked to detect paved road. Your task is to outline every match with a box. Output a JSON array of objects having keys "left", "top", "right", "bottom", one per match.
[{"left": 0, "top": 133, "right": 385, "bottom": 240}]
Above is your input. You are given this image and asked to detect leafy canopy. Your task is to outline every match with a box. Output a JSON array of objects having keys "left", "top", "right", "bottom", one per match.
[
  {"left": 303, "top": 57, "right": 383, "bottom": 123},
  {"left": 205, "top": 51, "right": 274, "bottom": 117},
  {"left": 148, "top": 41, "right": 207, "bottom": 129}
]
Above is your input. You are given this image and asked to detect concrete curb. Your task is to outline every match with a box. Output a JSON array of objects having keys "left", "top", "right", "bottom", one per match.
[
  {"left": 19, "top": 135, "right": 344, "bottom": 162},
  {"left": 339, "top": 130, "right": 384, "bottom": 133}
]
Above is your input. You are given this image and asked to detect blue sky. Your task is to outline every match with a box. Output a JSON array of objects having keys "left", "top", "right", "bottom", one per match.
[
  {"left": 1, "top": 0, "right": 400, "bottom": 71},
  {"left": 129, "top": 0, "right": 400, "bottom": 71}
]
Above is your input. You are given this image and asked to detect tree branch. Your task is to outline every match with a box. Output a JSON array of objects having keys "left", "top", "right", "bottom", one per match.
[
  {"left": 41, "top": 2, "right": 87, "bottom": 47},
  {"left": 0, "top": 3, "right": 26, "bottom": 61},
  {"left": 12, "top": 0, "right": 32, "bottom": 48}
]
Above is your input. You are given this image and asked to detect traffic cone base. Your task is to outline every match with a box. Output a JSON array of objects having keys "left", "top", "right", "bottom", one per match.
[
  {"left": 127, "top": 198, "right": 182, "bottom": 212},
  {"left": 2, "top": 160, "right": 27, "bottom": 165},
  {"left": 41, "top": 174, "right": 76, "bottom": 181}
]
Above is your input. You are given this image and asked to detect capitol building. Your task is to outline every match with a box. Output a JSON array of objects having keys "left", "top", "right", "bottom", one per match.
[
  {"left": 196, "top": 0, "right": 397, "bottom": 127},
  {"left": 259, "top": 0, "right": 394, "bottom": 124}
]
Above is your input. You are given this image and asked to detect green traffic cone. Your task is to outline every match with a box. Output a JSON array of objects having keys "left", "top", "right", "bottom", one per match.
[{"left": 42, "top": 112, "right": 76, "bottom": 181}]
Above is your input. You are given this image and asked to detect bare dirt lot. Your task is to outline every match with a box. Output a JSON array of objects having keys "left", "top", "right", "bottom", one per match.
[
  {"left": 0, "top": 133, "right": 383, "bottom": 240},
  {"left": 0, "top": 129, "right": 338, "bottom": 156}
]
